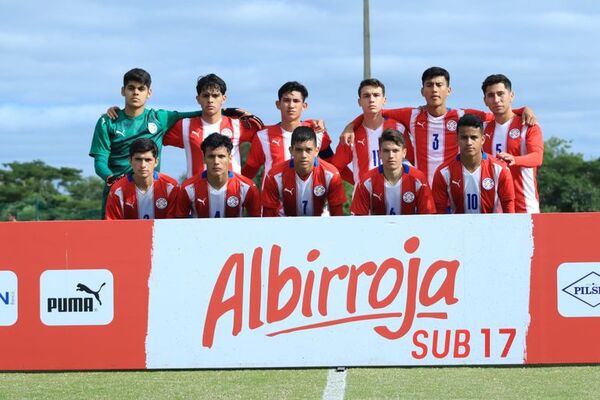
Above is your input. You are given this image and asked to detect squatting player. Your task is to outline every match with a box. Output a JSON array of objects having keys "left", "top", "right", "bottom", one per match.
[
  {"left": 351, "top": 128, "right": 435, "bottom": 215},
  {"left": 105, "top": 138, "right": 179, "bottom": 219},
  {"left": 176, "top": 133, "right": 260, "bottom": 218},
  {"left": 432, "top": 114, "right": 515, "bottom": 214},
  {"left": 90, "top": 68, "right": 200, "bottom": 216},
  {"left": 481, "top": 74, "right": 544, "bottom": 213},
  {"left": 262, "top": 126, "right": 346, "bottom": 216}
]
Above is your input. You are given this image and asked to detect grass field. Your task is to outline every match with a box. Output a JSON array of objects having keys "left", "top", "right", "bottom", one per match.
[{"left": 1, "top": 366, "right": 598, "bottom": 399}]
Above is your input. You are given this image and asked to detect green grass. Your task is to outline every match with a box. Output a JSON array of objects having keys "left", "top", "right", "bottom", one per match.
[
  {"left": 0, "top": 369, "right": 325, "bottom": 400},
  {"left": 0, "top": 366, "right": 598, "bottom": 399},
  {"left": 345, "top": 366, "right": 600, "bottom": 399}
]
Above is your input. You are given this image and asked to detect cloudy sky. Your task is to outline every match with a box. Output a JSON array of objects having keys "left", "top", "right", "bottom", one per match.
[{"left": 1, "top": 0, "right": 598, "bottom": 179}]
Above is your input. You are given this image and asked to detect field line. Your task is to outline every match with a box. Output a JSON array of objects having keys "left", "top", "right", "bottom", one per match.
[{"left": 322, "top": 368, "right": 347, "bottom": 400}]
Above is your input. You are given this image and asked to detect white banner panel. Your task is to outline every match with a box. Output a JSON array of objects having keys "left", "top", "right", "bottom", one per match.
[
  {"left": 40, "top": 269, "right": 114, "bottom": 326},
  {"left": 0, "top": 270, "right": 18, "bottom": 326},
  {"left": 147, "top": 214, "right": 533, "bottom": 368},
  {"left": 557, "top": 262, "right": 600, "bottom": 317}
]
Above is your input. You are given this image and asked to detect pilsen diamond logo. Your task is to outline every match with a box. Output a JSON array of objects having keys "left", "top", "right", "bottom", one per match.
[{"left": 562, "top": 272, "right": 600, "bottom": 307}]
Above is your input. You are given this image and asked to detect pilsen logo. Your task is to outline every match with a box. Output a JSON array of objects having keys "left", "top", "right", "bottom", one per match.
[{"left": 202, "top": 236, "right": 460, "bottom": 348}]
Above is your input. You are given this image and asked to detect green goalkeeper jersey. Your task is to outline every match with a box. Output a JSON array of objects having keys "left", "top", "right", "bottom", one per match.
[{"left": 89, "top": 108, "right": 201, "bottom": 180}]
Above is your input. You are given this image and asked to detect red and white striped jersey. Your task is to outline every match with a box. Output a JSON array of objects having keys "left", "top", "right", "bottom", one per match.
[
  {"left": 351, "top": 164, "right": 435, "bottom": 215},
  {"left": 483, "top": 115, "right": 543, "bottom": 213},
  {"left": 378, "top": 107, "right": 501, "bottom": 185},
  {"left": 432, "top": 153, "right": 515, "bottom": 214},
  {"left": 105, "top": 172, "right": 178, "bottom": 219},
  {"left": 332, "top": 118, "right": 406, "bottom": 186},
  {"left": 242, "top": 121, "right": 332, "bottom": 182},
  {"left": 176, "top": 171, "right": 260, "bottom": 218},
  {"left": 163, "top": 116, "right": 257, "bottom": 178},
  {"left": 262, "top": 158, "right": 346, "bottom": 216}
]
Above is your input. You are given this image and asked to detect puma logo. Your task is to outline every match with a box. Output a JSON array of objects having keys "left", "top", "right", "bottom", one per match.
[
  {"left": 125, "top": 201, "right": 135, "bottom": 208},
  {"left": 271, "top": 139, "right": 281, "bottom": 146},
  {"left": 284, "top": 188, "right": 294, "bottom": 196},
  {"left": 373, "top": 193, "right": 383, "bottom": 201},
  {"left": 416, "top": 122, "right": 426, "bottom": 128},
  {"left": 115, "top": 130, "right": 125, "bottom": 137},
  {"left": 356, "top": 139, "right": 366, "bottom": 146},
  {"left": 197, "top": 198, "right": 207, "bottom": 206},
  {"left": 451, "top": 179, "right": 461, "bottom": 187},
  {"left": 76, "top": 283, "right": 106, "bottom": 306},
  {"left": 191, "top": 130, "right": 200, "bottom": 138}
]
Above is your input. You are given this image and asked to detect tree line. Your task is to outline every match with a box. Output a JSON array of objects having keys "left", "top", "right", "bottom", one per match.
[{"left": 1, "top": 138, "right": 598, "bottom": 221}]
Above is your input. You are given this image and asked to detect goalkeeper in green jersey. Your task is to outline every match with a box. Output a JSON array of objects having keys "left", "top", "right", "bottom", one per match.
[{"left": 89, "top": 68, "right": 201, "bottom": 217}]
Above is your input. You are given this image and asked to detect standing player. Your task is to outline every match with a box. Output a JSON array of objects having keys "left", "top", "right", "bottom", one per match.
[
  {"left": 331, "top": 79, "right": 408, "bottom": 186},
  {"left": 341, "top": 67, "right": 535, "bottom": 185},
  {"left": 242, "top": 81, "right": 334, "bottom": 185},
  {"left": 481, "top": 74, "right": 544, "bottom": 213},
  {"left": 432, "top": 114, "right": 515, "bottom": 214},
  {"left": 351, "top": 129, "right": 435, "bottom": 215},
  {"left": 90, "top": 68, "right": 201, "bottom": 216},
  {"left": 262, "top": 126, "right": 346, "bottom": 216},
  {"left": 163, "top": 73, "right": 263, "bottom": 178},
  {"left": 176, "top": 133, "right": 260, "bottom": 218},
  {"left": 105, "top": 138, "right": 179, "bottom": 219}
]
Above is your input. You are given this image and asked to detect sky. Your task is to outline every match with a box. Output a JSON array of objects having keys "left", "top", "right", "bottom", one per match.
[{"left": 1, "top": 0, "right": 598, "bottom": 179}]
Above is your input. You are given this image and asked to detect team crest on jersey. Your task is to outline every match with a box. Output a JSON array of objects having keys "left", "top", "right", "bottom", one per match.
[
  {"left": 221, "top": 128, "right": 233, "bottom": 137},
  {"left": 148, "top": 122, "right": 158, "bottom": 134},
  {"left": 482, "top": 178, "right": 495, "bottom": 190},
  {"left": 403, "top": 191, "right": 415, "bottom": 203},
  {"left": 509, "top": 128, "right": 521, "bottom": 139},
  {"left": 226, "top": 196, "right": 239, "bottom": 208},
  {"left": 313, "top": 185, "right": 326, "bottom": 197},
  {"left": 446, "top": 120, "right": 457, "bottom": 132},
  {"left": 155, "top": 198, "right": 168, "bottom": 209}
]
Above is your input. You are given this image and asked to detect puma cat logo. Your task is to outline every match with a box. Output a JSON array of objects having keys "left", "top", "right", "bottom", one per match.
[
  {"left": 356, "top": 139, "right": 366, "bottom": 146},
  {"left": 197, "top": 198, "right": 207, "bottom": 206},
  {"left": 451, "top": 179, "right": 461, "bottom": 187},
  {"left": 284, "top": 188, "right": 294, "bottom": 196},
  {"left": 271, "top": 139, "right": 281, "bottom": 146},
  {"left": 416, "top": 122, "right": 426, "bottom": 128},
  {"left": 373, "top": 193, "right": 383, "bottom": 201},
  {"left": 76, "top": 283, "right": 106, "bottom": 306}
]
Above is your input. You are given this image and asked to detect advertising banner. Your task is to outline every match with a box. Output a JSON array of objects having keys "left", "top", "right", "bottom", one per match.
[
  {"left": 0, "top": 213, "right": 599, "bottom": 370},
  {"left": 146, "top": 215, "right": 533, "bottom": 368}
]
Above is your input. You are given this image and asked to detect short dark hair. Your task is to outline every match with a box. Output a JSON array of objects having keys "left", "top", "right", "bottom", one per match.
[
  {"left": 196, "top": 74, "right": 227, "bottom": 95},
  {"left": 378, "top": 128, "right": 405, "bottom": 148},
  {"left": 291, "top": 126, "right": 317, "bottom": 147},
  {"left": 123, "top": 68, "right": 151, "bottom": 88},
  {"left": 129, "top": 138, "right": 158, "bottom": 158},
  {"left": 201, "top": 132, "right": 233, "bottom": 154},
  {"left": 481, "top": 74, "right": 512, "bottom": 94},
  {"left": 278, "top": 81, "right": 308, "bottom": 101},
  {"left": 358, "top": 78, "right": 386, "bottom": 97},
  {"left": 457, "top": 114, "right": 484, "bottom": 134},
  {"left": 421, "top": 66, "right": 450, "bottom": 86}
]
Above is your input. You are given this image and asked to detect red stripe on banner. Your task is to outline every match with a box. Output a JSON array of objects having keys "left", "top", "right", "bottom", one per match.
[
  {"left": 416, "top": 312, "right": 448, "bottom": 319},
  {"left": 266, "top": 312, "right": 403, "bottom": 337},
  {"left": 0, "top": 220, "right": 152, "bottom": 370},
  {"left": 526, "top": 212, "right": 600, "bottom": 364}
]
